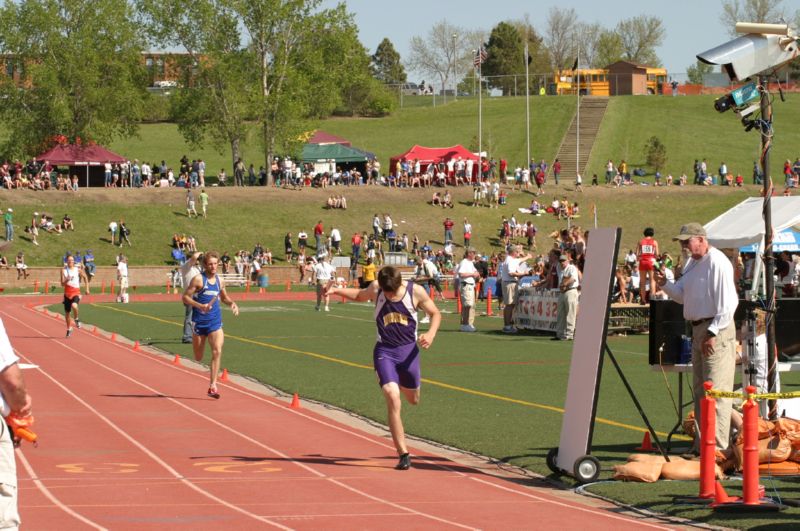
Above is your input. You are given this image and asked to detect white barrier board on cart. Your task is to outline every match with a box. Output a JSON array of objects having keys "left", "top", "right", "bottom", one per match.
[{"left": 556, "top": 227, "right": 620, "bottom": 476}]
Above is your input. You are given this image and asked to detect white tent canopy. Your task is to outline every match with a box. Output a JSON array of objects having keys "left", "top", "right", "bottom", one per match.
[
  {"left": 704, "top": 196, "right": 800, "bottom": 249},
  {"left": 704, "top": 196, "right": 800, "bottom": 298}
]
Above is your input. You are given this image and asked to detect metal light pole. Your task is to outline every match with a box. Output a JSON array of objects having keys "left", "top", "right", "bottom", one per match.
[
  {"left": 452, "top": 33, "right": 458, "bottom": 101},
  {"left": 525, "top": 39, "right": 530, "bottom": 166},
  {"left": 759, "top": 74, "right": 778, "bottom": 419}
]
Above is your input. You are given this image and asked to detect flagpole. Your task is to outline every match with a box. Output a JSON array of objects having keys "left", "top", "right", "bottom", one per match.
[
  {"left": 525, "top": 40, "right": 530, "bottom": 167},
  {"left": 576, "top": 49, "right": 580, "bottom": 181},
  {"left": 478, "top": 45, "right": 482, "bottom": 172}
]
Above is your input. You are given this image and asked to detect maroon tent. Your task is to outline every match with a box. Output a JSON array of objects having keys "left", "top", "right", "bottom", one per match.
[
  {"left": 37, "top": 144, "right": 127, "bottom": 188},
  {"left": 307, "top": 130, "right": 352, "bottom": 146}
]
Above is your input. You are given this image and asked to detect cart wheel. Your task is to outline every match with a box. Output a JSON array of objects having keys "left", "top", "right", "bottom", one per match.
[
  {"left": 573, "top": 455, "right": 600, "bottom": 483},
  {"left": 546, "top": 448, "right": 559, "bottom": 474}
]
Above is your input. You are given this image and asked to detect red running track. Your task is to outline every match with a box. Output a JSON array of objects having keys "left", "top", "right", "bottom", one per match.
[{"left": 0, "top": 297, "right": 675, "bottom": 530}]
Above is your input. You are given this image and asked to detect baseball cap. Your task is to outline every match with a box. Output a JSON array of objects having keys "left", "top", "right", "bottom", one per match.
[
  {"left": 7, "top": 208, "right": 12, "bottom": 212},
  {"left": 673, "top": 222, "right": 706, "bottom": 241},
  {"left": 33, "top": 211, "right": 38, "bottom": 216},
  {"left": 559, "top": 254, "right": 569, "bottom": 261}
]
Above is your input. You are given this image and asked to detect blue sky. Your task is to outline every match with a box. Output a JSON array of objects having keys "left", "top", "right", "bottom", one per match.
[{"left": 322, "top": 0, "right": 735, "bottom": 77}]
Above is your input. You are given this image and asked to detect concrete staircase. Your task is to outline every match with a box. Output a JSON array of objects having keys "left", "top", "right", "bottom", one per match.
[{"left": 553, "top": 97, "right": 608, "bottom": 178}]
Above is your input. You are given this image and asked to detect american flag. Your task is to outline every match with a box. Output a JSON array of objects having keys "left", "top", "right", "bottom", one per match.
[{"left": 473, "top": 46, "right": 488, "bottom": 68}]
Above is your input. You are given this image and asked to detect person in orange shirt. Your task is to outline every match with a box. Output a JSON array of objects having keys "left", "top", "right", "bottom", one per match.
[{"left": 61, "top": 255, "right": 87, "bottom": 337}]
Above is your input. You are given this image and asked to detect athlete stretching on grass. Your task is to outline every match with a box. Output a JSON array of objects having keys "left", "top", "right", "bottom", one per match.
[
  {"left": 182, "top": 251, "right": 238, "bottom": 399},
  {"left": 326, "top": 265, "right": 441, "bottom": 470}
]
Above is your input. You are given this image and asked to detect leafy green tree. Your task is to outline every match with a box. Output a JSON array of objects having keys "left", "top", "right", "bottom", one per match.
[
  {"left": 137, "top": 0, "right": 251, "bottom": 171},
  {"left": 617, "top": 15, "right": 665, "bottom": 66},
  {"left": 594, "top": 30, "right": 624, "bottom": 68},
  {"left": 644, "top": 136, "right": 667, "bottom": 173},
  {"left": 482, "top": 22, "right": 524, "bottom": 96},
  {"left": 371, "top": 38, "right": 407, "bottom": 84},
  {"left": 0, "top": 0, "right": 147, "bottom": 157},
  {"left": 686, "top": 59, "right": 714, "bottom": 84}
]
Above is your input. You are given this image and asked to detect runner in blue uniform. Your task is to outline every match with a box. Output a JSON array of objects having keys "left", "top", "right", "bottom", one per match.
[
  {"left": 182, "top": 251, "right": 239, "bottom": 398},
  {"left": 326, "top": 265, "right": 441, "bottom": 470}
]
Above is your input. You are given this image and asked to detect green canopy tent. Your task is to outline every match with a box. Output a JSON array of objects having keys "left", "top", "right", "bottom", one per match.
[{"left": 301, "top": 143, "right": 368, "bottom": 175}]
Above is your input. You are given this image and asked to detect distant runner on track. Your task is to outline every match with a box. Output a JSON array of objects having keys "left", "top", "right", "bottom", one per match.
[
  {"left": 326, "top": 265, "right": 441, "bottom": 470},
  {"left": 182, "top": 251, "right": 239, "bottom": 399},
  {"left": 61, "top": 254, "right": 87, "bottom": 338}
]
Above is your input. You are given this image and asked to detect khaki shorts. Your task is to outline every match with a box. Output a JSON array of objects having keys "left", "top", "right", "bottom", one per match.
[
  {"left": 460, "top": 283, "right": 476, "bottom": 307},
  {"left": 119, "top": 276, "right": 129, "bottom": 289},
  {"left": 503, "top": 282, "right": 519, "bottom": 305}
]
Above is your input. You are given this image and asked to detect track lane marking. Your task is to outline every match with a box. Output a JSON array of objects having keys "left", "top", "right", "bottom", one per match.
[
  {"left": 92, "top": 304, "right": 687, "bottom": 439},
  {"left": 5, "top": 309, "right": 478, "bottom": 531}
]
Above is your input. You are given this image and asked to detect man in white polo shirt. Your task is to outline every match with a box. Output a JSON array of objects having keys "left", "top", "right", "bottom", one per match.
[
  {"left": 456, "top": 248, "right": 480, "bottom": 332},
  {"left": 313, "top": 254, "right": 336, "bottom": 311},
  {"left": 553, "top": 253, "right": 580, "bottom": 341},
  {"left": 500, "top": 245, "right": 532, "bottom": 334}
]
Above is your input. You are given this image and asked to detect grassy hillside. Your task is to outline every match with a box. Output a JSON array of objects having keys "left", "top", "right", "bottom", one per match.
[
  {"left": 2, "top": 94, "right": 793, "bottom": 267},
  {"left": 108, "top": 96, "right": 577, "bottom": 174},
  {"left": 1, "top": 184, "right": 755, "bottom": 268},
  {"left": 107, "top": 94, "right": 800, "bottom": 184},
  {"left": 589, "top": 94, "right": 800, "bottom": 179}
]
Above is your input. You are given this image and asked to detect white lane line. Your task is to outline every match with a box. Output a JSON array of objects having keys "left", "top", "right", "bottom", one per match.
[
  {"left": 468, "top": 476, "right": 673, "bottom": 530},
  {"left": 15, "top": 449, "right": 108, "bottom": 530},
  {"left": 5, "top": 309, "right": 477, "bottom": 531},
  {"left": 12, "top": 347, "right": 293, "bottom": 531}
]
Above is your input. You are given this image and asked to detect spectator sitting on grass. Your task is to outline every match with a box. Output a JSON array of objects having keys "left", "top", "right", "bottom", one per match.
[
  {"left": 15, "top": 251, "right": 28, "bottom": 279},
  {"left": 0, "top": 254, "right": 7, "bottom": 269},
  {"left": 62, "top": 214, "right": 74, "bottom": 231}
]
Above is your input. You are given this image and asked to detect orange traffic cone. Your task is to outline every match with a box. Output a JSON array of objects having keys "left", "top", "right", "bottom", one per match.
[
  {"left": 635, "top": 431, "right": 655, "bottom": 452},
  {"left": 172, "top": 355, "right": 181, "bottom": 366},
  {"left": 289, "top": 393, "right": 301, "bottom": 409},
  {"left": 92, "top": 326, "right": 98, "bottom": 336},
  {"left": 286, "top": 280, "right": 291, "bottom": 292},
  {"left": 132, "top": 341, "right": 140, "bottom": 351},
  {"left": 110, "top": 332, "right": 117, "bottom": 342},
  {"left": 487, "top": 288, "right": 494, "bottom": 316},
  {"left": 220, "top": 368, "right": 229, "bottom": 382},
  {"left": 713, "top": 481, "right": 740, "bottom": 504}
]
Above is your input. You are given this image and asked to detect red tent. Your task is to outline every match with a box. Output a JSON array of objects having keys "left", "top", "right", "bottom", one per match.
[
  {"left": 37, "top": 144, "right": 126, "bottom": 165},
  {"left": 37, "top": 144, "right": 127, "bottom": 187},
  {"left": 389, "top": 145, "right": 477, "bottom": 175},
  {"left": 307, "top": 130, "right": 352, "bottom": 146}
]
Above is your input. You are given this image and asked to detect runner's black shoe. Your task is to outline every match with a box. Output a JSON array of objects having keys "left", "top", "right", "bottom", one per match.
[
  {"left": 66, "top": 328, "right": 73, "bottom": 338},
  {"left": 75, "top": 318, "right": 81, "bottom": 329},
  {"left": 395, "top": 453, "right": 411, "bottom": 470},
  {"left": 207, "top": 387, "right": 220, "bottom": 399}
]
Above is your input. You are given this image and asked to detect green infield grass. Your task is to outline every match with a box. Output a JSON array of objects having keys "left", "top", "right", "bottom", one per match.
[{"left": 61, "top": 297, "right": 800, "bottom": 529}]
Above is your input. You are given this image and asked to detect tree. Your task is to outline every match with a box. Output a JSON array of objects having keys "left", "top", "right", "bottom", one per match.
[
  {"left": 644, "top": 136, "right": 667, "bottom": 173},
  {"left": 576, "top": 23, "right": 603, "bottom": 68},
  {"left": 371, "top": 38, "right": 407, "bottom": 84},
  {"left": 594, "top": 30, "right": 624, "bottom": 68},
  {"left": 720, "top": 0, "right": 799, "bottom": 37},
  {"left": 686, "top": 59, "right": 714, "bottom": 84},
  {"left": 137, "top": 0, "right": 251, "bottom": 171},
  {"left": 482, "top": 22, "right": 524, "bottom": 96},
  {"left": 407, "top": 20, "right": 482, "bottom": 94},
  {"left": 544, "top": 7, "right": 578, "bottom": 70},
  {"left": 617, "top": 15, "right": 665, "bottom": 66},
  {"left": 0, "top": 0, "right": 147, "bottom": 157}
]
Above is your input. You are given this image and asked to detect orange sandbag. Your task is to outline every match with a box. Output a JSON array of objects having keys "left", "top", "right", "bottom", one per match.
[
  {"left": 759, "top": 460, "right": 800, "bottom": 476},
  {"left": 789, "top": 447, "right": 800, "bottom": 463},
  {"left": 660, "top": 458, "right": 724, "bottom": 480},
  {"left": 627, "top": 453, "right": 669, "bottom": 464},
  {"left": 774, "top": 418, "right": 800, "bottom": 446},
  {"left": 613, "top": 461, "right": 662, "bottom": 483},
  {"left": 734, "top": 434, "right": 792, "bottom": 466},
  {"left": 757, "top": 418, "right": 776, "bottom": 439}
]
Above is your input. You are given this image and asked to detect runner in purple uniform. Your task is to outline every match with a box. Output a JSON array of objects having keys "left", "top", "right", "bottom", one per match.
[{"left": 326, "top": 265, "right": 441, "bottom": 470}]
